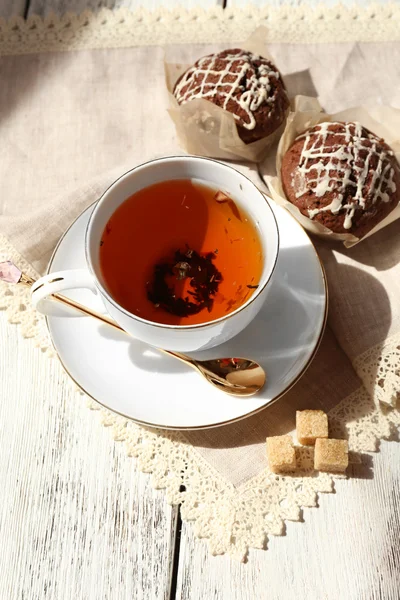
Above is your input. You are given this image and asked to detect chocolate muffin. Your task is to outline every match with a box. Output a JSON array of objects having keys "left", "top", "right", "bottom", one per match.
[
  {"left": 281, "top": 121, "right": 400, "bottom": 238},
  {"left": 173, "top": 49, "right": 289, "bottom": 144}
]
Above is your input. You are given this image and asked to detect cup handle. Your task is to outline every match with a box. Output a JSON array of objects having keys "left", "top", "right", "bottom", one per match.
[{"left": 31, "top": 269, "right": 102, "bottom": 317}]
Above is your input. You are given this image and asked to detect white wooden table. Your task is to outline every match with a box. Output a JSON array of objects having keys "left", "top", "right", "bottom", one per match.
[{"left": 1, "top": 2, "right": 399, "bottom": 599}]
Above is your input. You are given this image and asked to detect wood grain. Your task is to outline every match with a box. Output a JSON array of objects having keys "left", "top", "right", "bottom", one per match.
[
  {"left": 0, "top": 0, "right": 26, "bottom": 18},
  {"left": 176, "top": 443, "right": 400, "bottom": 600},
  {"left": 27, "top": 0, "right": 224, "bottom": 18},
  {"left": 0, "top": 314, "right": 178, "bottom": 600}
]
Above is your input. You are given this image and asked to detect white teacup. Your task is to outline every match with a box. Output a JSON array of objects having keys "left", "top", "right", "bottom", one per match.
[{"left": 32, "top": 156, "right": 279, "bottom": 352}]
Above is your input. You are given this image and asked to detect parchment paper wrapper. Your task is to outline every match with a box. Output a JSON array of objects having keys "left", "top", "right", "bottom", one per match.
[
  {"left": 165, "top": 28, "right": 288, "bottom": 163},
  {"left": 261, "top": 96, "right": 400, "bottom": 247}
]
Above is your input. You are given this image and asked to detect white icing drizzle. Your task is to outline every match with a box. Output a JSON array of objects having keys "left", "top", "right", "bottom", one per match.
[
  {"left": 294, "top": 121, "right": 397, "bottom": 229},
  {"left": 174, "top": 50, "right": 281, "bottom": 130}
]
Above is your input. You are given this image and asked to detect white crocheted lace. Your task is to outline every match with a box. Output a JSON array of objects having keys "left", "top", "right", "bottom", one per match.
[
  {"left": 0, "top": 4, "right": 399, "bottom": 58},
  {"left": 1, "top": 233, "right": 399, "bottom": 560}
]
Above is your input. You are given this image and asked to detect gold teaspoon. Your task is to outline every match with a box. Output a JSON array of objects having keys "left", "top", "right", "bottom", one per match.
[{"left": 0, "top": 261, "right": 266, "bottom": 397}]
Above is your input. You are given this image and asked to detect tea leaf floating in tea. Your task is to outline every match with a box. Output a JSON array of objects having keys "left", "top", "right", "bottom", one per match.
[
  {"left": 214, "top": 191, "right": 230, "bottom": 203},
  {"left": 214, "top": 190, "right": 242, "bottom": 222},
  {"left": 147, "top": 248, "right": 223, "bottom": 318}
]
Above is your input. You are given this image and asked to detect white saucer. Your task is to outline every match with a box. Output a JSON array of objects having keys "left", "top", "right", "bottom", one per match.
[{"left": 47, "top": 203, "right": 327, "bottom": 430}]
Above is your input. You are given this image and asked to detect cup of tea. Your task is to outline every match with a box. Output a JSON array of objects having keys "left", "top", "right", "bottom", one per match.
[{"left": 31, "top": 156, "right": 279, "bottom": 351}]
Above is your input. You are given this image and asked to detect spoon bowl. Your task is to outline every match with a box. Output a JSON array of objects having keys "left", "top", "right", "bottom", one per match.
[{"left": 169, "top": 353, "right": 267, "bottom": 396}]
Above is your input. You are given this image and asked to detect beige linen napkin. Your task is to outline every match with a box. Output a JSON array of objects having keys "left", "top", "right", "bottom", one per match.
[{"left": 1, "top": 43, "right": 400, "bottom": 494}]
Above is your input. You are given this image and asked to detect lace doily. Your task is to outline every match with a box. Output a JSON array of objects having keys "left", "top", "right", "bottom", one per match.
[
  {"left": 0, "top": 4, "right": 399, "bottom": 58},
  {"left": 1, "top": 232, "right": 399, "bottom": 560}
]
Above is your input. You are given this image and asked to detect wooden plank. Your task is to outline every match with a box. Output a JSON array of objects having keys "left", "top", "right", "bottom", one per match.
[
  {"left": 0, "top": 0, "right": 26, "bottom": 18},
  {"left": 176, "top": 443, "right": 400, "bottom": 600},
  {"left": 28, "top": 0, "right": 224, "bottom": 18},
  {"left": 0, "top": 314, "right": 178, "bottom": 600}
]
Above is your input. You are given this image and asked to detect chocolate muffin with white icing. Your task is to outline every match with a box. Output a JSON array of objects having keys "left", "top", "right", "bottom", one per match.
[
  {"left": 173, "top": 49, "right": 289, "bottom": 144},
  {"left": 281, "top": 121, "right": 400, "bottom": 238}
]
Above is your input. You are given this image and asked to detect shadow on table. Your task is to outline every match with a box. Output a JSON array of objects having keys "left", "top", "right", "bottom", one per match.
[
  {"left": 0, "top": 51, "right": 74, "bottom": 125},
  {"left": 349, "top": 453, "right": 374, "bottom": 480},
  {"left": 316, "top": 218, "right": 400, "bottom": 272}
]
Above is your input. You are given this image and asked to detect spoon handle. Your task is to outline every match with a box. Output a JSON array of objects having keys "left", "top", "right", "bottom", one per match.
[{"left": 18, "top": 275, "right": 202, "bottom": 369}]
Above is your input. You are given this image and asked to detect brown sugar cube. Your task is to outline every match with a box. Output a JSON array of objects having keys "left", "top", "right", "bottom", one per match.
[
  {"left": 314, "top": 438, "right": 349, "bottom": 473},
  {"left": 296, "top": 410, "right": 329, "bottom": 445},
  {"left": 266, "top": 435, "right": 297, "bottom": 474}
]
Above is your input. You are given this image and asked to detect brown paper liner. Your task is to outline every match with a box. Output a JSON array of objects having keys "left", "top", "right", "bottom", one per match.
[
  {"left": 164, "top": 27, "right": 289, "bottom": 163},
  {"left": 260, "top": 96, "right": 400, "bottom": 247}
]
